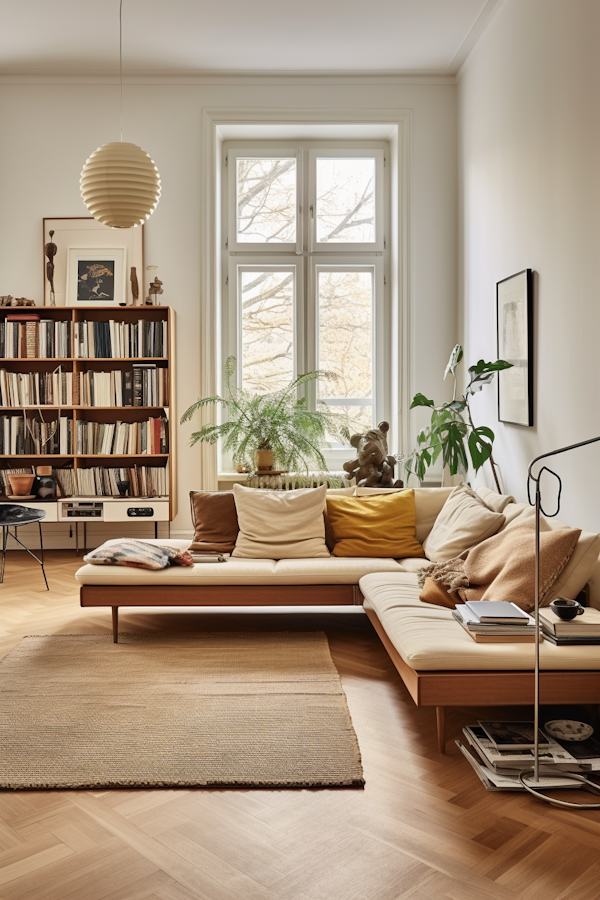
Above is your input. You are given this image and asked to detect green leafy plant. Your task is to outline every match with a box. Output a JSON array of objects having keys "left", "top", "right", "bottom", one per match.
[
  {"left": 180, "top": 356, "right": 350, "bottom": 472},
  {"left": 404, "top": 345, "right": 512, "bottom": 491}
]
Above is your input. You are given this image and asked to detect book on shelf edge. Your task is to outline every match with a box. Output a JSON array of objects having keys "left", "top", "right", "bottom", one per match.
[
  {"left": 541, "top": 631, "right": 600, "bottom": 646},
  {"left": 478, "top": 720, "right": 550, "bottom": 751},
  {"left": 464, "top": 600, "right": 531, "bottom": 624}
]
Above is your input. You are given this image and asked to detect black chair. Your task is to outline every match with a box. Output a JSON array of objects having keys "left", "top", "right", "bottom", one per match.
[{"left": 0, "top": 504, "right": 48, "bottom": 590}]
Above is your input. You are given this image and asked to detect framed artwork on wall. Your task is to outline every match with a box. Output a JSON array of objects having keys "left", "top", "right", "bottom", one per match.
[
  {"left": 42, "top": 217, "right": 143, "bottom": 306},
  {"left": 496, "top": 268, "right": 534, "bottom": 426},
  {"left": 66, "top": 248, "right": 127, "bottom": 306}
]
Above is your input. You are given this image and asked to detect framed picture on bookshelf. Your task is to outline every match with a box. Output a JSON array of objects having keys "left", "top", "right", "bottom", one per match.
[
  {"left": 42, "top": 217, "right": 143, "bottom": 306},
  {"left": 66, "top": 248, "right": 127, "bottom": 306}
]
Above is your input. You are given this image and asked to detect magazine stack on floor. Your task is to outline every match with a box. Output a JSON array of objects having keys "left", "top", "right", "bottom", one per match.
[
  {"left": 539, "top": 607, "right": 600, "bottom": 645},
  {"left": 456, "top": 721, "right": 600, "bottom": 792},
  {"left": 452, "top": 600, "right": 537, "bottom": 642}
]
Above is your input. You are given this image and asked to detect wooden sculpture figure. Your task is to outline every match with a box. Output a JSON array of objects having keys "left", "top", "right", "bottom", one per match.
[
  {"left": 146, "top": 277, "right": 163, "bottom": 305},
  {"left": 343, "top": 421, "right": 403, "bottom": 488},
  {"left": 45, "top": 230, "right": 57, "bottom": 306},
  {"left": 130, "top": 267, "right": 139, "bottom": 304}
]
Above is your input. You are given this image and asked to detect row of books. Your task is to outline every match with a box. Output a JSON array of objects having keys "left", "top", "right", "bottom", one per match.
[
  {"left": 57, "top": 465, "right": 169, "bottom": 498},
  {"left": 0, "top": 465, "right": 168, "bottom": 498},
  {"left": 74, "top": 320, "right": 167, "bottom": 358},
  {"left": 79, "top": 365, "right": 168, "bottom": 407},
  {"left": 0, "top": 364, "right": 169, "bottom": 408},
  {"left": 0, "top": 317, "right": 71, "bottom": 359},
  {"left": 75, "top": 418, "right": 168, "bottom": 455},
  {"left": 456, "top": 720, "right": 600, "bottom": 792},
  {"left": 0, "top": 415, "right": 73, "bottom": 455},
  {"left": 453, "top": 601, "right": 537, "bottom": 642}
]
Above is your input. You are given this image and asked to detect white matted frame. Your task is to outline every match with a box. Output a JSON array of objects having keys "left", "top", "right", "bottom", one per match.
[
  {"left": 199, "top": 107, "right": 413, "bottom": 491},
  {"left": 43, "top": 217, "right": 144, "bottom": 306},
  {"left": 66, "top": 248, "right": 127, "bottom": 306}
]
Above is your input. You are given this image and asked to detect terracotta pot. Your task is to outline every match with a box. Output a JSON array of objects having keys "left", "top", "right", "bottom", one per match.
[
  {"left": 7, "top": 474, "right": 35, "bottom": 496},
  {"left": 254, "top": 449, "right": 274, "bottom": 471}
]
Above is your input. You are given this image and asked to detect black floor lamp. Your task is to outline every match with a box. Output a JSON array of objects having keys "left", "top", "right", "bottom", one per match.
[{"left": 520, "top": 437, "right": 600, "bottom": 808}]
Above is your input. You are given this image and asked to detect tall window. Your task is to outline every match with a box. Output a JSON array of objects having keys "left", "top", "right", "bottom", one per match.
[{"left": 222, "top": 141, "right": 389, "bottom": 467}]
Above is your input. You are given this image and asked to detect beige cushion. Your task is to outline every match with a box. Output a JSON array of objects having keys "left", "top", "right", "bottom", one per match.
[
  {"left": 232, "top": 483, "right": 330, "bottom": 559},
  {"left": 422, "top": 484, "right": 505, "bottom": 562},
  {"left": 360, "top": 572, "right": 600, "bottom": 671},
  {"left": 273, "top": 557, "right": 403, "bottom": 583},
  {"left": 476, "top": 485, "right": 516, "bottom": 514},
  {"left": 354, "top": 486, "right": 453, "bottom": 543}
]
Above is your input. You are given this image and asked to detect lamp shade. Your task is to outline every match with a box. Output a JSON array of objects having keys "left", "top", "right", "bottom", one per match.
[{"left": 80, "top": 141, "right": 161, "bottom": 229}]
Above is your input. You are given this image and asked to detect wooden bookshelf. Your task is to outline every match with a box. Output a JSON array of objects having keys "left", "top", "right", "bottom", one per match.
[{"left": 0, "top": 306, "right": 176, "bottom": 522}]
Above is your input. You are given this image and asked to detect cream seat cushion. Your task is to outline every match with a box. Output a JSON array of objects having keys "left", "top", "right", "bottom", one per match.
[
  {"left": 423, "top": 484, "right": 505, "bottom": 562},
  {"left": 360, "top": 572, "right": 600, "bottom": 671},
  {"left": 232, "top": 483, "right": 330, "bottom": 559}
]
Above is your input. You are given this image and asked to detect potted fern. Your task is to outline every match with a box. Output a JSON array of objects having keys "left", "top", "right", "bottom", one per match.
[
  {"left": 180, "top": 356, "right": 350, "bottom": 472},
  {"left": 404, "top": 345, "right": 512, "bottom": 492}
]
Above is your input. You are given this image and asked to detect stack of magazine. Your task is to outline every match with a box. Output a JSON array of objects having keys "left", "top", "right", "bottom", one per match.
[
  {"left": 457, "top": 720, "right": 600, "bottom": 791},
  {"left": 452, "top": 600, "right": 537, "bottom": 642},
  {"left": 539, "top": 608, "right": 600, "bottom": 645}
]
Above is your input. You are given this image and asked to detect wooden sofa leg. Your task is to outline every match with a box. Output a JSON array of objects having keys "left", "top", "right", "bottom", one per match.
[
  {"left": 112, "top": 607, "right": 119, "bottom": 643},
  {"left": 436, "top": 707, "right": 446, "bottom": 754}
]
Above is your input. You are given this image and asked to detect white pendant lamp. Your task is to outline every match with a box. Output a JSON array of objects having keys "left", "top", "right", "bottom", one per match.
[{"left": 80, "top": 1, "right": 161, "bottom": 229}]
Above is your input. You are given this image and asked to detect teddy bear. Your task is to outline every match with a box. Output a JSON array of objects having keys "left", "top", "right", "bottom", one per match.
[{"left": 343, "top": 421, "right": 403, "bottom": 488}]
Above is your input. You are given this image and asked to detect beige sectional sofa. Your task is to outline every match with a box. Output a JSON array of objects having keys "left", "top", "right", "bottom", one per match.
[{"left": 74, "top": 484, "right": 600, "bottom": 751}]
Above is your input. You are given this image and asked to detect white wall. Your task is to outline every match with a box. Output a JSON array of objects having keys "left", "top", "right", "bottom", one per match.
[
  {"left": 0, "top": 75, "right": 457, "bottom": 535},
  {"left": 459, "top": 0, "right": 600, "bottom": 531}
]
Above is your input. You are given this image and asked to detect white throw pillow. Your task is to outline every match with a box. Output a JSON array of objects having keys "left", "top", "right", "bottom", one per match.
[
  {"left": 232, "top": 483, "right": 330, "bottom": 559},
  {"left": 422, "top": 484, "right": 505, "bottom": 562}
]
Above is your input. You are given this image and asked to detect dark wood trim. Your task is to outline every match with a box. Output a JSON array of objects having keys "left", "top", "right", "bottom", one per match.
[{"left": 80, "top": 583, "right": 357, "bottom": 609}]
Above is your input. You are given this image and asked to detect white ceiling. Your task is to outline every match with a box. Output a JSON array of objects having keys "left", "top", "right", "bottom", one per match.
[{"left": 0, "top": 0, "right": 502, "bottom": 76}]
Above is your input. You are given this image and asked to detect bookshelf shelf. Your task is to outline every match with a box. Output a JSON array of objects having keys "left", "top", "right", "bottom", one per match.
[{"left": 0, "top": 306, "right": 176, "bottom": 521}]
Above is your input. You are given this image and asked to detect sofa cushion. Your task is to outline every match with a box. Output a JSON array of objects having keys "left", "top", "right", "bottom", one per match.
[
  {"left": 326, "top": 490, "right": 425, "bottom": 559},
  {"left": 354, "top": 486, "right": 453, "bottom": 543},
  {"left": 83, "top": 539, "right": 174, "bottom": 570},
  {"left": 273, "top": 557, "right": 403, "bottom": 583},
  {"left": 189, "top": 490, "right": 239, "bottom": 553},
  {"left": 360, "top": 572, "right": 600, "bottom": 671},
  {"left": 232, "top": 483, "right": 330, "bottom": 559},
  {"left": 423, "top": 484, "right": 505, "bottom": 562},
  {"left": 476, "top": 485, "right": 516, "bottom": 513}
]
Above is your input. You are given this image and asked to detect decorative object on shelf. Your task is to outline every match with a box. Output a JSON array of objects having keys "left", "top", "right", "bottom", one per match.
[
  {"left": 45, "top": 230, "right": 58, "bottom": 306},
  {"left": 42, "top": 218, "right": 143, "bottom": 306},
  {"left": 66, "top": 248, "right": 126, "bottom": 306},
  {"left": 404, "top": 344, "right": 512, "bottom": 493},
  {"left": 34, "top": 466, "right": 57, "bottom": 500},
  {"left": 79, "top": 1, "right": 161, "bottom": 228},
  {"left": 517, "top": 436, "right": 600, "bottom": 809},
  {"left": 116, "top": 479, "right": 130, "bottom": 497},
  {"left": 180, "top": 356, "right": 350, "bottom": 473},
  {"left": 343, "top": 421, "right": 403, "bottom": 488},
  {"left": 497, "top": 269, "right": 533, "bottom": 426},
  {"left": 145, "top": 266, "right": 162, "bottom": 305},
  {"left": 0, "top": 296, "right": 35, "bottom": 307},
  {"left": 130, "top": 267, "right": 139, "bottom": 305},
  {"left": 7, "top": 473, "right": 35, "bottom": 496}
]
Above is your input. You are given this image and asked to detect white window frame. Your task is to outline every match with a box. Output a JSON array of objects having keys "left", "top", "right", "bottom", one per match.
[{"left": 222, "top": 139, "right": 390, "bottom": 472}]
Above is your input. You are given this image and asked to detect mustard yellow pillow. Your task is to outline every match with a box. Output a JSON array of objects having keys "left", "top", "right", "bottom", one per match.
[{"left": 325, "top": 490, "right": 425, "bottom": 558}]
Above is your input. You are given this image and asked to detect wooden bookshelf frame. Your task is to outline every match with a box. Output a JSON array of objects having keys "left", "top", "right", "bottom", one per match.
[{"left": 0, "top": 305, "right": 176, "bottom": 521}]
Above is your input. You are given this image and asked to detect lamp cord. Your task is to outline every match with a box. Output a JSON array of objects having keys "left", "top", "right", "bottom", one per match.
[{"left": 119, "top": 0, "right": 123, "bottom": 142}]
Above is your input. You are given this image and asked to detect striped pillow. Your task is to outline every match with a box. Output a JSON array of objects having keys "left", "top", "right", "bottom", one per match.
[{"left": 84, "top": 539, "right": 172, "bottom": 570}]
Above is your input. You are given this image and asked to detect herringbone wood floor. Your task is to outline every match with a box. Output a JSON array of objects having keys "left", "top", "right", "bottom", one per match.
[{"left": 1, "top": 551, "right": 600, "bottom": 900}]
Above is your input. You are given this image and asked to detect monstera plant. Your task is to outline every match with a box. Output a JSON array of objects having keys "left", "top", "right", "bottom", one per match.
[{"left": 404, "top": 345, "right": 512, "bottom": 492}]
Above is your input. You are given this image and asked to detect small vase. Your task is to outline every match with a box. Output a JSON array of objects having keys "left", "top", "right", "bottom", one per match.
[
  {"left": 117, "top": 479, "right": 130, "bottom": 497},
  {"left": 35, "top": 466, "right": 56, "bottom": 500},
  {"left": 7, "top": 474, "right": 36, "bottom": 496},
  {"left": 254, "top": 449, "right": 273, "bottom": 471}
]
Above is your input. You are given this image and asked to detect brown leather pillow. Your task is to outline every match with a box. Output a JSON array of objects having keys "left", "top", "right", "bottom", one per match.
[
  {"left": 419, "top": 576, "right": 459, "bottom": 609},
  {"left": 189, "top": 490, "right": 239, "bottom": 553}
]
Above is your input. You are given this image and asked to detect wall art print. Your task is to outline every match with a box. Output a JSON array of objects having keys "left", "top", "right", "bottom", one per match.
[
  {"left": 66, "top": 248, "right": 126, "bottom": 306},
  {"left": 496, "top": 268, "right": 533, "bottom": 427}
]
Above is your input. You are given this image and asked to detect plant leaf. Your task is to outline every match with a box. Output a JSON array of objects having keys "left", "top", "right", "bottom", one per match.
[
  {"left": 410, "top": 393, "right": 435, "bottom": 409},
  {"left": 468, "top": 426, "right": 495, "bottom": 471},
  {"left": 443, "top": 344, "right": 463, "bottom": 381}
]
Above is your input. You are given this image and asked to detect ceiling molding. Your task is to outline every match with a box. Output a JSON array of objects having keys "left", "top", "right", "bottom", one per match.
[
  {"left": 0, "top": 72, "right": 457, "bottom": 87},
  {"left": 456, "top": 0, "right": 512, "bottom": 79}
]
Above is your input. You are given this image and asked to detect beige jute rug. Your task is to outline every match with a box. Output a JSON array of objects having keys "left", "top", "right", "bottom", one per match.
[{"left": 0, "top": 632, "right": 363, "bottom": 790}]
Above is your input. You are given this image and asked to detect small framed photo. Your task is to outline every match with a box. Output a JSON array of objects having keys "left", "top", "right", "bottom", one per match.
[
  {"left": 497, "top": 269, "right": 533, "bottom": 426},
  {"left": 66, "top": 248, "right": 127, "bottom": 306}
]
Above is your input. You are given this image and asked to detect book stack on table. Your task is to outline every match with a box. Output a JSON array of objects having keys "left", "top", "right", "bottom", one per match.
[
  {"left": 539, "top": 608, "right": 600, "bottom": 645},
  {"left": 456, "top": 720, "right": 600, "bottom": 792},
  {"left": 452, "top": 600, "right": 537, "bottom": 642}
]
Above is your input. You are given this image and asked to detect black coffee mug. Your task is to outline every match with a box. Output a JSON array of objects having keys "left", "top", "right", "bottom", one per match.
[{"left": 550, "top": 597, "right": 585, "bottom": 621}]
